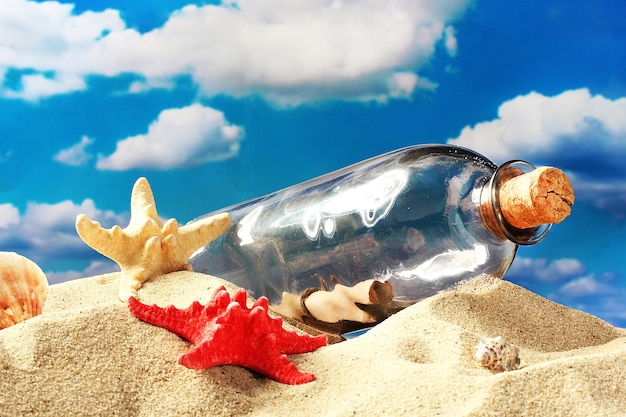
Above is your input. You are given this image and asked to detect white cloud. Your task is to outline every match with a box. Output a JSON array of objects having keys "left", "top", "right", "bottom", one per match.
[
  {"left": 542, "top": 258, "right": 587, "bottom": 280},
  {"left": 447, "top": 89, "right": 626, "bottom": 164},
  {"left": 0, "top": 0, "right": 125, "bottom": 100},
  {"left": 508, "top": 257, "right": 586, "bottom": 283},
  {"left": 2, "top": 72, "right": 87, "bottom": 101},
  {"left": 46, "top": 260, "right": 119, "bottom": 285},
  {"left": 387, "top": 72, "right": 422, "bottom": 99},
  {"left": 1, "top": 0, "right": 471, "bottom": 104},
  {"left": 22, "top": 199, "right": 106, "bottom": 231},
  {"left": 0, "top": 198, "right": 128, "bottom": 267},
  {"left": 566, "top": 172, "right": 626, "bottom": 219},
  {"left": 447, "top": 89, "right": 626, "bottom": 216},
  {"left": 507, "top": 256, "right": 626, "bottom": 326},
  {"left": 0, "top": 203, "right": 20, "bottom": 228},
  {"left": 595, "top": 298, "right": 626, "bottom": 325},
  {"left": 557, "top": 276, "right": 614, "bottom": 298},
  {"left": 53, "top": 135, "right": 94, "bottom": 166},
  {"left": 96, "top": 104, "right": 244, "bottom": 170}
]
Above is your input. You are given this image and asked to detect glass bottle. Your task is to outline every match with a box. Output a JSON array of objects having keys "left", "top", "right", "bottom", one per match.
[{"left": 188, "top": 144, "right": 563, "bottom": 335}]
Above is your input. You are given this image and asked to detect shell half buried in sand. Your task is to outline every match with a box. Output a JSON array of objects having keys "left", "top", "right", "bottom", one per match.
[
  {"left": 0, "top": 252, "right": 49, "bottom": 329},
  {"left": 474, "top": 336, "right": 520, "bottom": 372}
]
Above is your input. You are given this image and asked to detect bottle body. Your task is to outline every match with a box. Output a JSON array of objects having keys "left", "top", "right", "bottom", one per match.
[{"left": 189, "top": 145, "right": 524, "bottom": 315}]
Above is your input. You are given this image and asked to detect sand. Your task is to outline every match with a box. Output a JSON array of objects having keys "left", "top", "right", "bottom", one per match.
[{"left": 1, "top": 271, "right": 625, "bottom": 417}]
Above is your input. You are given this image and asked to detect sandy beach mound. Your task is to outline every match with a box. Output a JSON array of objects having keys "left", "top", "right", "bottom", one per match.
[{"left": 1, "top": 272, "right": 625, "bottom": 417}]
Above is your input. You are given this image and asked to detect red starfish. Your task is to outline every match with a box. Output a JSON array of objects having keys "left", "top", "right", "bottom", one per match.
[{"left": 127, "top": 286, "right": 327, "bottom": 385}]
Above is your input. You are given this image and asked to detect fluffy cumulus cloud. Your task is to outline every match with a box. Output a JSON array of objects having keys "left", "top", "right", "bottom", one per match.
[
  {"left": 46, "top": 260, "right": 118, "bottom": 285},
  {"left": 447, "top": 89, "right": 626, "bottom": 217},
  {"left": 507, "top": 257, "right": 626, "bottom": 327},
  {"left": 0, "top": 199, "right": 127, "bottom": 279},
  {"left": 0, "top": 203, "right": 20, "bottom": 228},
  {"left": 1, "top": 0, "right": 471, "bottom": 104},
  {"left": 557, "top": 275, "right": 616, "bottom": 298},
  {"left": 448, "top": 89, "right": 626, "bottom": 164},
  {"left": 0, "top": 0, "right": 124, "bottom": 100},
  {"left": 96, "top": 104, "right": 244, "bottom": 170},
  {"left": 554, "top": 273, "right": 626, "bottom": 327},
  {"left": 507, "top": 257, "right": 586, "bottom": 283}
]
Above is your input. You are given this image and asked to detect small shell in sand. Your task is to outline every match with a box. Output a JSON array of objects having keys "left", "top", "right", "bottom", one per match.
[
  {"left": 474, "top": 336, "right": 520, "bottom": 372},
  {"left": 0, "top": 252, "right": 49, "bottom": 329}
]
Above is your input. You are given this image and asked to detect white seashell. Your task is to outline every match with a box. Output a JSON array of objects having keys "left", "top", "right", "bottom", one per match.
[
  {"left": 474, "top": 336, "right": 520, "bottom": 372},
  {"left": 0, "top": 252, "right": 48, "bottom": 329}
]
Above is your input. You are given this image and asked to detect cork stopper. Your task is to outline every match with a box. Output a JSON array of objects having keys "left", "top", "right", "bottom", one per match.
[
  {"left": 479, "top": 161, "right": 575, "bottom": 245},
  {"left": 499, "top": 167, "right": 575, "bottom": 229}
]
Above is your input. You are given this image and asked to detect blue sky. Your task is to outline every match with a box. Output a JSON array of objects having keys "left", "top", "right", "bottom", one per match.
[{"left": 1, "top": 0, "right": 625, "bottom": 326}]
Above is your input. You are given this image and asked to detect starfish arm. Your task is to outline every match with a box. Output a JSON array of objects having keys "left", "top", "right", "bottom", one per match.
[
  {"left": 128, "top": 287, "right": 233, "bottom": 341},
  {"left": 178, "top": 213, "right": 231, "bottom": 259},
  {"left": 251, "top": 297, "right": 327, "bottom": 354},
  {"left": 128, "top": 178, "right": 162, "bottom": 229},
  {"left": 257, "top": 355, "right": 317, "bottom": 385},
  {"left": 128, "top": 297, "right": 212, "bottom": 342},
  {"left": 275, "top": 328, "right": 328, "bottom": 355},
  {"left": 75, "top": 215, "right": 130, "bottom": 260}
]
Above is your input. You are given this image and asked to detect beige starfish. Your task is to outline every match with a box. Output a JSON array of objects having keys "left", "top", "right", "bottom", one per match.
[{"left": 75, "top": 177, "right": 231, "bottom": 301}]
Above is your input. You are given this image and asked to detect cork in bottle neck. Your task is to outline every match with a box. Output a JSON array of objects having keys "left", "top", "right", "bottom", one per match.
[{"left": 479, "top": 160, "right": 552, "bottom": 246}]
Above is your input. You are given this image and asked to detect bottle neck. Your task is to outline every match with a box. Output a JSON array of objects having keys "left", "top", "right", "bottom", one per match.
[{"left": 479, "top": 160, "right": 552, "bottom": 246}]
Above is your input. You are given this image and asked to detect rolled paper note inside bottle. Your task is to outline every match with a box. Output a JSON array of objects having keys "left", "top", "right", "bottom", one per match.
[{"left": 188, "top": 144, "right": 574, "bottom": 337}]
